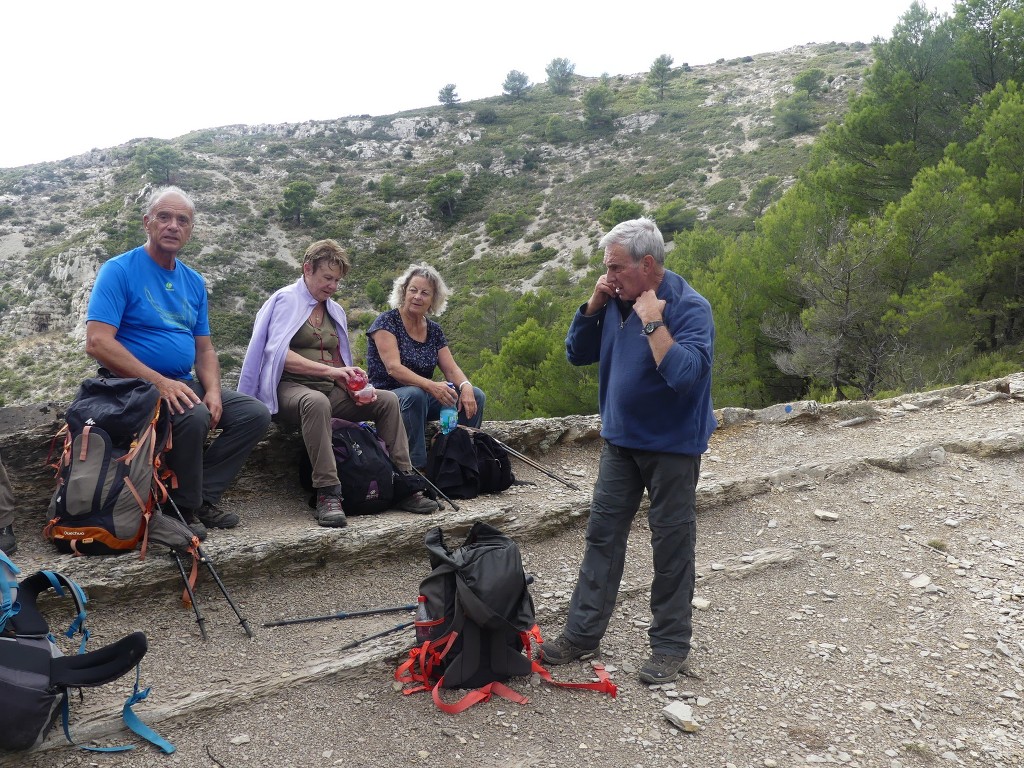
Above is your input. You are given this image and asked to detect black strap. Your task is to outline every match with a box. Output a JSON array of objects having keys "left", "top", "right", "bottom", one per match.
[{"left": 50, "top": 632, "right": 148, "bottom": 688}]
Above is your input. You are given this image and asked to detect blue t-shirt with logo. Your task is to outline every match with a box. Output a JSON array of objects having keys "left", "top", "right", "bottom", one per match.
[{"left": 87, "top": 246, "right": 211, "bottom": 380}]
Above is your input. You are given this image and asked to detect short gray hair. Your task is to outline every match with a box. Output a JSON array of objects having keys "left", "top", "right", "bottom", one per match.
[
  {"left": 598, "top": 217, "right": 665, "bottom": 265},
  {"left": 146, "top": 186, "right": 196, "bottom": 218},
  {"left": 389, "top": 263, "right": 450, "bottom": 315}
]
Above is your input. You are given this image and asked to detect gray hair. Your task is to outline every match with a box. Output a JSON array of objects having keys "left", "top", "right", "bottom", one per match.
[
  {"left": 145, "top": 186, "right": 196, "bottom": 218},
  {"left": 389, "top": 263, "right": 450, "bottom": 315},
  {"left": 598, "top": 217, "right": 665, "bottom": 265}
]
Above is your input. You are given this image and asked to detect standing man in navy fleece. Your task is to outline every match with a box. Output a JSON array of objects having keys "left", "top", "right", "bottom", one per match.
[{"left": 538, "top": 216, "right": 716, "bottom": 684}]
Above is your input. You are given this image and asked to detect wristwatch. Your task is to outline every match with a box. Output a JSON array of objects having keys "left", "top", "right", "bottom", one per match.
[{"left": 641, "top": 320, "right": 665, "bottom": 336}]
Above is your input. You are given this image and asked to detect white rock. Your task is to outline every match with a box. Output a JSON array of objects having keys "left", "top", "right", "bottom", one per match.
[
  {"left": 230, "top": 734, "right": 251, "bottom": 745},
  {"left": 909, "top": 574, "right": 932, "bottom": 589},
  {"left": 814, "top": 509, "right": 839, "bottom": 521},
  {"left": 662, "top": 701, "right": 700, "bottom": 733}
]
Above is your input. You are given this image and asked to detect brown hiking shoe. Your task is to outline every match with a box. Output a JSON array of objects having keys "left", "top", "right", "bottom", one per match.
[
  {"left": 398, "top": 491, "right": 439, "bottom": 515},
  {"left": 315, "top": 487, "right": 347, "bottom": 528}
]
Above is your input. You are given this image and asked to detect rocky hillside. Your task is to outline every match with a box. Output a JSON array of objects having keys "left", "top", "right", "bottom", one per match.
[{"left": 0, "top": 43, "right": 871, "bottom": 406}]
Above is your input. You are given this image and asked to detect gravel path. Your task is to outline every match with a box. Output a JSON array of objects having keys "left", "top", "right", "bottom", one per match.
[{"left": 3, "top": 376, "right": 1023, "bottom": 768}]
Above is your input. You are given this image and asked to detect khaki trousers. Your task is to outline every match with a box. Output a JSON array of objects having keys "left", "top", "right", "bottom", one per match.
[{"left": 276, "top": 381, "right": 413, "bottom": 488}]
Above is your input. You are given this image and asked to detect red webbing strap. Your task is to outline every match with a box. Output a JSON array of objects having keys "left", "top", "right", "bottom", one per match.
[
  {"left": 396, "top": 632, "right": 459, "bottom": 694},
  {"left": 45, "top": 424, "right": 69, "bottom": 469},
  {"left": 180, "top": 548, "right": 200, "bottom": 608},
  {"left": 531, "top": 658, "right": 617, "bottom": 697},
  {"left": 137, "top": 508, "right": 152, "bottom": 560},
  {"left": 79, "top": 425, "right": 92, "bottom": 461},
  {"left": 522, "top": 627, "right": 618, "bottom": 698},
  {"left": 431, "top": 678, "right": 529, "bottom": 714}
]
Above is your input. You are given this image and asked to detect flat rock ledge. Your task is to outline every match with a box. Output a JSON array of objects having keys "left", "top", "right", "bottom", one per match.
[{"left": 2, "top": 374, "right": 1022, "bottom": 601}]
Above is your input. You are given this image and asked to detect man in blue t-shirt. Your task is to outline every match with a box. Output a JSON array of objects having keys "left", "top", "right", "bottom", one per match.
[
  {"left": 86, "top": 186, "right": 270, "bottom": 538},
  {"left": 538, "top": 217, "right": 717, "bottom": 686}
]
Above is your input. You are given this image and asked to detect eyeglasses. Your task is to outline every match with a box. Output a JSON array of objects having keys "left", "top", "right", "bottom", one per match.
[{"left": 153, "top": 212, "right": 193, "bottom": 227}]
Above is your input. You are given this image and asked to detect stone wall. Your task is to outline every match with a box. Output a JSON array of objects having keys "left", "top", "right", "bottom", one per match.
[{"left": 0, "top": 401, "right": 604, "bottom": 528}]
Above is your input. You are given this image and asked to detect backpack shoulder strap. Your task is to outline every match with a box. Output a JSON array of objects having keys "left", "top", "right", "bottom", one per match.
[
  {"left": 430, "top": 677, "right": 529, "bottom": 714},
  {"left": 0, "top": 550, "right": 20, "bottom": 633},
  {"left": 15, "top": 570, "right": 89, "bottom": 651}
]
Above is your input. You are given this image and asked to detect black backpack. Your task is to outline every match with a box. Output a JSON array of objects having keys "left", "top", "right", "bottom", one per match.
[
  {"left": 425, "top": 427, "right": 514, "bottom": 499},
  {"left": 299, "top": 419, "right": 426, "bottom": 515},
  {"left": 471, "top": 431, "right": 514, "bottom": 494},
  {"left": 395, "top": 523, "right": 616, "bottom": 713},
  {"left": 425, "top": 428, "right": 480, "bottom": 499},
  {"left": 44, "top": 376, "right": 196, "bottom": 556},
  {"left": 0, "top": 551, "right": 172, "bottom": 753}
]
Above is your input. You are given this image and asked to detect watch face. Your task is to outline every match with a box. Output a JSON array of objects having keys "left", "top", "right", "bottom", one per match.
[{"left": 643, "top": 321, "right": 660, "bottom": 334}]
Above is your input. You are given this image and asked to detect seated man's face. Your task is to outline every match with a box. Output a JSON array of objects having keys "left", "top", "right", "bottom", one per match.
[
  {"left": 304, "top": 262, "right": 343, "bottom": 302},
  {"left": 144, "top": 193, "right": 194, "bottom": 256}
]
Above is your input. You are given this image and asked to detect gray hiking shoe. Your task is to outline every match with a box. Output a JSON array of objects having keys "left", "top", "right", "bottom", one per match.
[
  {"left": 315, "top": 487, "right": 347, "bottom": 528},
  {"left": 197, "top": 502, "right": 240, "bottom": 529},
  {"left": 398, "top": 491, "right": 439, "bottom": 515},
  {"left": 0, "top": 524, "right": 16, "bottom": 555},
  {"left": 639, "top": 652, "right": 689, "bottom": 684},
  {"left": 538, "top": 634, "right": 598, "bottom": 666},
  {"left": 176, "top": 510, "right": 208, "bottom": 542}
]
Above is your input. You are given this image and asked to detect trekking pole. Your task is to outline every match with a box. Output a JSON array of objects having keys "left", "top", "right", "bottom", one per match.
[
  {"left": 264, "top": 604, "right": 417, "bottom": 628},
  {"left": 411, "top": 466, "right": 459, "bottom": 512},
  {"left": 340, "top": 620, "right": 415, "bottom": 651},
  {"left": 196, "top": 548, "right": 254, "bottom": 638},
  {"left": 170, "top": 551, "right": 208, "bottom": 641},
  {"left": 463, "top": 427, "right": 581, "bottom": 491},
  {"left": 163, "top": 498, "right": 254, "bottom": 638}
]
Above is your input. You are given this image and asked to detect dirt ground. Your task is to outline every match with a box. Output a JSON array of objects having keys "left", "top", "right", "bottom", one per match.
[{"left": 2, "top": 375, "right": 1023, "bottom": 768}]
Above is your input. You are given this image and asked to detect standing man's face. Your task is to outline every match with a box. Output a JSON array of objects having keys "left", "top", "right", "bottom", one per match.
[
  {"left": 143, "top": 193, "right": 194, "bottom": 258},
  {"left": 602, "top": 243, "right": 650, "bottom": 301}
]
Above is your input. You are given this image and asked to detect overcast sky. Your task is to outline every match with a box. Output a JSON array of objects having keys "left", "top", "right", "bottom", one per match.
[{"left": 3, "top": 0, "right": 956, "bottom": 169}]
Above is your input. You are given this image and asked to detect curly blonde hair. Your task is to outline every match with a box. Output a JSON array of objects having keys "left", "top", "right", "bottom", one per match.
[{"left": 389, "top": 263, "right": 449, "bottom": 315}]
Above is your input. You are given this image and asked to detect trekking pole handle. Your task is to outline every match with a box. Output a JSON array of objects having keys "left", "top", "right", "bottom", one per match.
[{"left": 264, "top": 603, "right": 417, "bottom": 628}]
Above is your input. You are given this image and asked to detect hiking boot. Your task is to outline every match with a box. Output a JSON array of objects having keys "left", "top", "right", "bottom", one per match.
[
  {"left": 176, "top": 510, "right": 208, "bottom": 542},
  {"left": 538, "top": 634, "right": 598, "bottom": 666},
  {"left": 398, "top": 491, "right": 439, "bottom": 515},
  {"left": 315, "top": 487, "right": 347, "bottom": 528},
  {"left": 0, "top": 524, "right": 16, "bottom": 555},
  {"left": 197, "top": 501, "right": 240, "bottom": 529},
  {"left": 639, "top": 652, "right": 689, "bottom": 684}
]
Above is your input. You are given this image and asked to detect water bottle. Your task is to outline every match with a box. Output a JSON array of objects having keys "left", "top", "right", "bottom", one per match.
[
  {"left": 346, "top": 370, "right": 367, "bottom": 392},
  {"left": 414, "top": 594, "right": 433, "bottom": 645},
  {"left": 347, "top": 370, "right": 375, "bottom": 404},
  {"left": 439, "top": 382, "right": 458, "bottom": 434}
]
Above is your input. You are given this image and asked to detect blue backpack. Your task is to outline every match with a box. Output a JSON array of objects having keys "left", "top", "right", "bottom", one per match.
[{"left": 0, "top": 551, "right": 173, "bottom": 753}]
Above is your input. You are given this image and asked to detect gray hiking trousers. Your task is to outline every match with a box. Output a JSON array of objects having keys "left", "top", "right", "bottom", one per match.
[
  {"left": 166, "top": 381, "right": 271, "bottom": 510},
  {"left": 0, "top": 453, "right": 14, "bottom": 528},
  {"left": 564, "top": 441, "right": 700, "bottom": 657}
]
